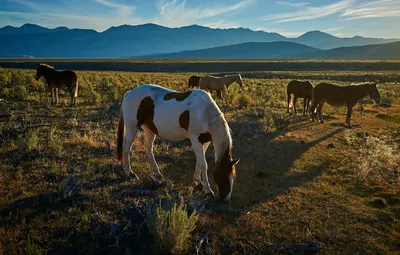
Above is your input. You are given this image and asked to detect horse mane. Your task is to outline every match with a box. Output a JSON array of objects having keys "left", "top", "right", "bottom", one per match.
[
  {"left": 209, "top": 107, "right": 233, "bottom": 164},
  {"left": 39, "top": 63, "right": 55, "bottom": 69},
  {"left": 350, "top": 81, "right": 377, "bottom": 86}
]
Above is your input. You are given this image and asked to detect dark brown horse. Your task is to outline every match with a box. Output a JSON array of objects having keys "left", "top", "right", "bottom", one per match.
[
  {"left": 310, "top": 82, "right": 381, "bottom": 128},
  {"left": 35, "top": 63, "right": 79, "bottom": 106},
  {"left": 287, "top": 80, "right": 313, "bottom": 115},
  {"left": 188, "top": 75, "right": 201, "bottom": 88}
]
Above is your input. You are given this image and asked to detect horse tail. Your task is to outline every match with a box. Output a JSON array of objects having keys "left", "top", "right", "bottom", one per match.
[{"left": 117, "top": 103, "right": 125, "bottom": 161}]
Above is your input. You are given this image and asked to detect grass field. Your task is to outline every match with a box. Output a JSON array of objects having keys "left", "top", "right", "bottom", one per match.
[
  {"left": 0, "top": 66, "right": 399, "bottom": 254},
  {"left": 2, "top": 59, "right": 400, "bottom": 73}
]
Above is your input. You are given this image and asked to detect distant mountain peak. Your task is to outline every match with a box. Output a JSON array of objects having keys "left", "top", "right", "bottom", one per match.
[{"left": 298, "top": 30, "right": 336, "bottom": 39}]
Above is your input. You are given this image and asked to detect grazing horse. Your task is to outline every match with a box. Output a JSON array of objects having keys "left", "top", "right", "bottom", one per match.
[
  {"left": 188, "top": 75, "right": 201, "bottom": 88},
  {"left": 35, "top": 63, "right": 79, "bottom": 106},
  {"left": 117, "top": 84, "right": 240, "bottom": 200},
  {"left": 199, "top": 74, "right": 244, "bottom": 99},
  {"left": 287, "top": 80, "right": 313, "bottom": 115},
  {"left": 310, "top": 82, "right": 381, "bottom": 128}
]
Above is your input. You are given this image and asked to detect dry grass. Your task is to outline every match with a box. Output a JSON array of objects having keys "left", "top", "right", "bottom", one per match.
[{"left": 1, "top": 67, "right": 400, "bottom": 254}]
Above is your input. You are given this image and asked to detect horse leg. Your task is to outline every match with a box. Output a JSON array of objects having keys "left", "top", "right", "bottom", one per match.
[
  {"left": 55, "top": 88, "right": 59, "bottom": 104},
  {"left": 73, "top": 81, "right": 78, "bottom": 106},
  {"left": 293, "top": 96, "right": 298, "bottom": 114},
  {"left": 123, "top": 126, "right": 139, "bottom": 179},
  {"left": 217, "top": 90, "right": 222, "bottom": 99},
  {"left": 345, "top": 106, "right": 353, "bottom": 128},
  {"left": 51, "top": 88, "right": 56, "bottom": 104},
  {"left": 191, "top": 139, "right": 214, "bottom": 196},
  {"left": 287, "top": 92, "right": 291, "bottom": 113},
  {"left": 306, "top": 98, "right": 311, "bottom": 115},
  {"left": 193, "top": 142, "right": 210, "bottom": 186},
  {"left": 317, "top": 102, "right": 325, "bottom": 123},
  {"left": 143, "top": 127, "right": 163, "bottom": 179}
]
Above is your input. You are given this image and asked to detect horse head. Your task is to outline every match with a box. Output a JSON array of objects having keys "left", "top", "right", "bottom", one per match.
[
  {"left": 214, "top": 150, "right": 240, "bottom": 201},
  {"left": 368, "top": 82, "right": 381, "bottom": 105}
]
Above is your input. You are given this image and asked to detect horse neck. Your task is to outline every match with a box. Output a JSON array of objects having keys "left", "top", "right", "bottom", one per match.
[
  {"left": 351, "top": 85, "right": 372, "bottom": 101},
  {"left": 43, "top": 67, "right": 57, "bottom": 79},
  {"left": 209, "top": 116, "right": 232, "bottom": 165},
  {"left": 224, "top": 75, "right": 237, "bottom": 86}
]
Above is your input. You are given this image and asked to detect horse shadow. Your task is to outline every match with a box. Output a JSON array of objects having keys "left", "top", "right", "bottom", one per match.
[{"left": 228, "top": 126, "right": 345, "bottom": 209}]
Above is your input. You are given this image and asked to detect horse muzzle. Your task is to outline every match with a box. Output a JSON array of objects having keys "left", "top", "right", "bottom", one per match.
[
  {"left": 375, "top": 98, "right": 381, "bottom": 105},
  {"left": 35, "top": 76, "right": 39, "bottom": 81}
]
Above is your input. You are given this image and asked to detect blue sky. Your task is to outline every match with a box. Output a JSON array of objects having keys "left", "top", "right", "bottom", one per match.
[{"left": 1, "top": 0, "right": 400, "bottom": 38}]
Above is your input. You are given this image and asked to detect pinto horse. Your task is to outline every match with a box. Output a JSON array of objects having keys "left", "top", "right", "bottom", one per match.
[
  {"left": 287, "top": 80, "right": 313, "bottom": 115},
  {"left": 117, "top": 84, "right": 240, "bottom": 200},
  {"left": 310, "top": 82, "right": 381, "bottom": 128},
  {"left": 199, "top": 74, "right": 243, "bottom": 99},
  {"left": 35, "top": 63, "right": 79, "bottom": 106}
]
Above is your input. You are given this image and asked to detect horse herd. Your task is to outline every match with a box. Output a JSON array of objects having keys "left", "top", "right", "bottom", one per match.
[{"left": 34, "top": 63, "right": 382, "bottom": 201}]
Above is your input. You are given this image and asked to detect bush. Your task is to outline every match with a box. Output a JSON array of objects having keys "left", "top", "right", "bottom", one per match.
[
  {"left": 9, "top": 70, "right": 25, "bottom": 86},
  {"left": 3, "top": 85, "right": 28, "bottom": 101},
  {"left": 27, "top": 130, "right": 39, "bottom": 151},
  {"left": 146, "top": 200, "right": 198, "bottom": 254},
  {"left": 25, "top": 236, "right": 47, "bottom": 255},
  {"left": 357, "top": 135, "right": 399, "bottom": 188},
  {"left": 224, "top": 85, "right": 239, "bottom": 107},
  {"left": 238, "top": 93, "right": 252, "bottom": 108},
  {"left": 88, "top": 89, "right": 101, "bottom": 104}
]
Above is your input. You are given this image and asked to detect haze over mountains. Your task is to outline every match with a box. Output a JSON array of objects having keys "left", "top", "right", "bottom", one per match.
[{"left": 0, "top": 23, "right": 399, "bottom": 58}]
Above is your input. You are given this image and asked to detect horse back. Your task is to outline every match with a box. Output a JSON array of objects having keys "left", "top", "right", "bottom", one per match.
[
  {"left": 313, "top": 82, "right": 349, "bottom": 105},
  {"left": 287, "top": 80, "right": 313, "bottom": 98}
]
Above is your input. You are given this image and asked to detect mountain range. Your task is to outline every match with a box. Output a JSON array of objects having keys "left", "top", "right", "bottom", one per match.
[{"left": 0, "top": 23, "right": 399, "bottom": 58}]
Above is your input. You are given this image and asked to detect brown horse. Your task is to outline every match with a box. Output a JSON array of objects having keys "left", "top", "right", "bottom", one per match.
[
  {"left": 188, "top": 75, "right": 201, "bottom": 88},
  {"left": 35, "top": 63, "right": 79, "bottom": 106},
  {"left": 199, "top": 74, "right": 243, "bottom": 99},
  {"left": 310, "top": 82, "right": 381, "bottom": 128},
  {"left": 287, "top": 80, "right": 313, "bottom": 115}
]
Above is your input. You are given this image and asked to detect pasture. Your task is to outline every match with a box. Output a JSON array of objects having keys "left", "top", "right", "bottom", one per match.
[{"left": 0, "top": 66, "right": 399, "bottom": 254}]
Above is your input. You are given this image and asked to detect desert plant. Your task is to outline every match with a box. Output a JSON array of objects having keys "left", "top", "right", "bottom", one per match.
[
  {"left": 25, "top": 236, "right": 47, "bottom": 255},
  {"left": 27, "top": 130, "right": 39, "bottom": 151},
  {"left": 146, "top": 200, "right": 198, "bottom": 254}
]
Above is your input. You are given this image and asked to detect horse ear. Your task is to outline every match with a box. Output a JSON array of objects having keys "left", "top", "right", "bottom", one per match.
[
  {"left": 231, "top": 158, "right": 240, "bottom": 166},
  {"left": 37, "top": 62, "right": 40, "bottom": 67},
  {"left": 374, "top": 82, "right": 379, "bottom": 87}
]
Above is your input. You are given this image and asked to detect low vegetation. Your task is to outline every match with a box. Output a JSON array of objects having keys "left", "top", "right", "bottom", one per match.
[{"left": 0, "top": 66, "right": 399, "bottom": 254}]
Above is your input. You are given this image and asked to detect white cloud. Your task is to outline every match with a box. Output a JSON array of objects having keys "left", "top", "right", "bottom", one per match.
[
  {"left": 261, "top": 0, "right": 354, "bottom": 23},
  {"left": 277, "top": 1, "right": 310, "bottom": 8},
  {"left": 341, "top": 0, "right": 400, "bottom": 20},
  {"left": 9, "top": 0, "right": 39, "bottom": 10},
  {"left": 322, "top": 27, "right": 343, "bottom": 32},
  {"left": 154, "top": 0, "right": 254, "bottom": 27},
  {"left": 93, "top": 0, "right": 135, "bottom": 17},
  {"left": 0, "top": 10, "right": 146, "bottom": 31}
]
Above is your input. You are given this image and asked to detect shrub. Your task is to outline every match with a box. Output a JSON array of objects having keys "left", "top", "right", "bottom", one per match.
[
  {"left": 49, "top": 125, "right": 63, "bottom": 154},
  {"left": 88, "top": 89, "right": 101, "bottom": 104},
  {"left": 9, "top": 70, "right": 25, "bottom": 86},
  {"left": 27, "top": 130, "right": 39, "bottom": 151},
  {"left": 4, "top": 85, "right": 28, "bottom": 101},
  {"left": 357, "top": 135, "right": 399, "bottom": 188},
  {"left": 224, "top": 85, "right": 239, "bottom": 107},
  {"left": 25, "top": 236, "right": 47, "bottom": 255},
  {"left": 146, "top": 200, "right": 198, "bottom": 254},
  {"left": 238, "top": 93, "right": 252, "bottom": 108}
]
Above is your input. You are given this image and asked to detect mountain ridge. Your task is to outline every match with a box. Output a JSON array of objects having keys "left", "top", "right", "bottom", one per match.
[{"left": 0, "top": 23, "right": 398, "bottom": 58}]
